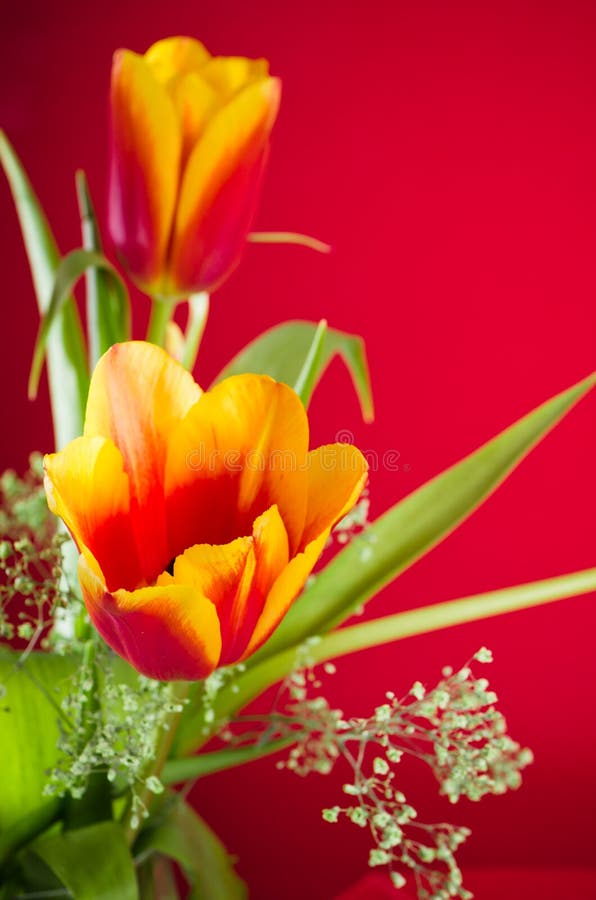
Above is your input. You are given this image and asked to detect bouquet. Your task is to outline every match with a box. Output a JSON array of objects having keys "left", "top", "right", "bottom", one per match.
[{"left": 0, "top": 35, "right": 594, "bottom": 899}]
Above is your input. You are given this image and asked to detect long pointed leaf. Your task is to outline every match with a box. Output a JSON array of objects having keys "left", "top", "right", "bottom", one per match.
[
  {"left": 247, "top": 231, "right": 332, "bottom": 253},
  {"left": 0, "top": 130, "right": 88, "bottom": 448},
  {"left": 76, "top": 171, "right": 131, "bottom": 367},
  {"left": 174, "top": 373, "right": 595, "bottom": 754},
  {"left": 215, "top": 319, "right": 374, "bottom": 421},
  {"left": 29, "top": 248, "right": 130, "bottom": 398},
  {"left": 260, "top": 371, "right": 595, "bottom": 658},
  {"left": 162, "top": 735, "right": 297, "bottom": 785},
  {"left": 174, "top": 568, "right": 596, "bottom": 757}
]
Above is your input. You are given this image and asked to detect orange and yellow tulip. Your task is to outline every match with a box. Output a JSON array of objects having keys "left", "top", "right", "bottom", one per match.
[
  {"left": 108, "top": 37, "right": 281, "bottom": 298},
  {"left": 44, "top": 342, "right": 367, "bottom": 680}
]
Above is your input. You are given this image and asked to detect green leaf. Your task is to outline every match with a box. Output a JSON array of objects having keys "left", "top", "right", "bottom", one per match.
[
  {"left": 293, "top": 318, "right": 328, "bottom": 405},
  {"left": 0, "top": 798, "right": 62, "bottom": 871},
  {"left": 181, "top": 292, "right": 210, "bottom": 371},
  {"left": 174, "top": 373, "right": 595, "bottom": 754},
  {"left": 247, "top": 230, "right": 332, "bottom": 253},
  {"left": 313, "top": 566, "right": 596, "bottom": 660},
  {"left": 136, "top": 796, "right": 247, "bottom": 900},
  {"left": 259, "top": 371, "right": 596, "bottom": 658},
  {"left": 76, "top": 170, "right": 131, "bottom": 367},
  {"left": 196, "top": 568, "right": 596, "bottom": 733},
  {"left": 215, "top": 319, "right": 374, "bottom": 422},
  {"left": 29, "top": 248, "right": 129, "bottom": 400},
  {"left": 31, "top": 821, "right": 138, "bottom": 900},
  {"left": 0, "top": 130, "right": 88, "bottom": 449},
  {"left": 0, "top": 649, "right": 79, "bottom": 839},
  {"left": 162, "top": 734, "right": 297, "bottom": 786}
]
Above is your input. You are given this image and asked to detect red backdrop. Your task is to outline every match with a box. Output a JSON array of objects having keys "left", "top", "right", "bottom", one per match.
[{"left": 1, "top": 1, "right": 595, "bottom": 897}]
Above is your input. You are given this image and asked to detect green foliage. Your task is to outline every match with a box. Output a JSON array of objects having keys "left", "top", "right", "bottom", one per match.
[
  {"left": 29, "top": 247, "right": 130, "bottom": 399},
  {"left": 28, "top": 821, "right": 138, "bottom": 900},
  {"left": 135, "top": 794, "right": 247, "bottom": 900},
  {"left": 215, "top": 319, "right": 374, "bottom": 421},
  {"left": 45, "top": 644, "right": 175, "bottom": 819},
  {"left": 258, "top": 372, "right": 596, "bottom": 660},
  {"left": 76, "top": 171, "right": 131, "bottom": 367},
  {"left": 0, "top": 648, "right": 80, "bottom": 838},
  {"left": 174, "top": 374, "right": 595, "bottom": 756},
  {"left": 0, "top": 130, "right": 88, "bottom": 449}
]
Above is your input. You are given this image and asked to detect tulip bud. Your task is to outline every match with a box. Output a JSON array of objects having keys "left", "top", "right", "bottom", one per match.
[{"left": 108, "top": 37, "right": 281, "bottom": 298}]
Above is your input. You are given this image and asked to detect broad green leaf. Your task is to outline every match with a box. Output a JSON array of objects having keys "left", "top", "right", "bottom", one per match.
[
  {"left": 258, "top": 371, "right": 596, "bottom": 658},
  {"left": 135, "top": 795, "right": 246, "bottom": 900},
  {"left": 174, "top": 373, "right": 595, "bottom": 754},
  {"left": 29, "top": 248, "right": 129, "bottom": 399},
  {"left": 0, "top": 798, "right": 62, "bottom": 870},
  {"left": 0, "top": 130, "right": 88, "bottom": 449},
  {"left": 31, "top": 821, "right": 138, "bottom": 900},
  {"left": 0, "top": 649, "right": 79, "bottom": 835},
  {"left": 215, "top": 320, "right": 374, "bottom": 422},
  {"left": 76, "top": 171, "right": 131, "bottom": 367}
]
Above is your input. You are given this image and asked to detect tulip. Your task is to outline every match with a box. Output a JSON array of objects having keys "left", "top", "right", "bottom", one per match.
[
  {"left": 108, "top": 37, "right": 281, "bottom": 298},
  {"left": 44, "top": 342, "right": 367, "bottom": 680}
]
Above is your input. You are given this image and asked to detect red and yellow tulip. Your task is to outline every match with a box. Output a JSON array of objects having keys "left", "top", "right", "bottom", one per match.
[
  {"left": 43, "top": 342, "right": 367, "bottom": 680},
  {"left": 108, "top": 37, "right": 281, "bottom": 298}
]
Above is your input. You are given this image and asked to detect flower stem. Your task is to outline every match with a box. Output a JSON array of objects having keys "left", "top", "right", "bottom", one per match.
[
  {"left": 123, "top": 680, "right": 189, "bottom": 847},
  {"left": 146, "top": 297, "right": 177, "bottom": 347}
]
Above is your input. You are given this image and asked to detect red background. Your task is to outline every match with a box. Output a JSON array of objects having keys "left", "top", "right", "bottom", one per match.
[{"left": 1, "top": 1, "right": 595, "bottom": 897}]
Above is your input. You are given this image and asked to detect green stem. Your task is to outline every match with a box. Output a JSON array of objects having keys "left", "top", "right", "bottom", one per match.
[
  {"left": 173, "top": 567, "right": 596, "bottom": 756},
  {"left": 162, "top": 734, "right": 298, "bottom": 785},
  {"left": 123, "top": 681, "right": 188, "bottom": 847},
  {"left": 146, "top": 298, "right": 176, "bottom": 347},
  {"left": 181, "top": 292, "right": 209, "bottom": 371}
]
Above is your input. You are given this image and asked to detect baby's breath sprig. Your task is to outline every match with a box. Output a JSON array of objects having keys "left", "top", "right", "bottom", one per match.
[
  {"left": 44, "top": 641, "right": 180, "bottom": 824},
  {"left": 333, "top": 492, "right": 370, "bottom": 546},
  {"left": 261, "top": 648, "right": 532, "bottom": 898},
  {"left": 0, "top": 454, "right": 73, "bottom": 658}
]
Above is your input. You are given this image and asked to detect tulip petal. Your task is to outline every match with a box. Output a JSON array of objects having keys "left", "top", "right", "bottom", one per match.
[
  {"left": 302, "top": 444, "right": 369, "bottom": 548},
  {"left": 243, "top": 445, "right": 367, "bottom": 656},
  {"left": 242, "top": 530, "right": 329, "bottom": 659},
  {"left": 165, "top": 373, "right": 308, "bottom": 560},
  {"left": 108, "top": 49, "right": 182, "bottom": 289},
  {"left": 79, "top": 550, "right": 221, "bottom": 681},
  {"left": 251, "top": 504, "right": 290, "bottom": 597},
  {"left": 168, "top": 505, "right": 289, "bottom": 664},
  {"left": 85, "top": 342, "right": 202, "bottom": 583},
  {"left": 44, "top": 437, "right": 142, "bottom": 592},
  {"left": 144, "top": 36, "right": 211, "bottom": 86},
  {"left": 199, "top": 56, "right": 270, "bottom": 102},
  {"left": 167, "top": 77, "right": 281, "bottom": 294},
  {"left": 171, "top": 72, "right": 219, "bottom": 163}
]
